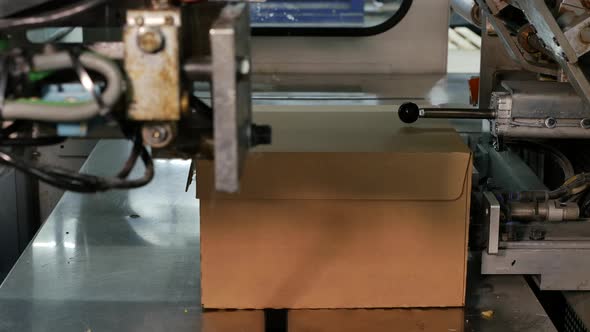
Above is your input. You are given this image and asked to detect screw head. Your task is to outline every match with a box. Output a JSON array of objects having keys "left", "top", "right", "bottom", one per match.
[
  {"left": 239, "top": 58, "right": 251, "bottom": 76},
  {"left": 137, "top": 28, "right": 164, "bottom": 54},
  {"left": 581, "top": 118, "right": 590, "bottom": 129},
  {"left": 142, "top": 123, "right": 175, "bottom": 148},
  {"left": 544, "top": 117, "right": 557, "bottom": 128},
  {"left": 135, "top": 16, "right": 145, "bottom": 26}
]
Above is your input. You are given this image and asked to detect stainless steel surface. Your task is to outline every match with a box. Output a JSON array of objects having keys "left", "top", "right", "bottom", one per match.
[
  {"left": 37, "top": 140, "right": 97, "bottom": 222},
  {"left": 484, "top": 191, "right": 501, "bottom": 255},
  {"left": 251, "top": 0, "right": 450, "bottom": 74},
  {"left": 491, "top": 80, "right": 590, "bottom": 137},
  {"left": 482, "top": 249, "right": 590, "bottom": 290},
  {"left": 245, "top": 73, "right": 471, "bottom": 107},
  {"left": 124, "top": 9, "right": 182, "bottom": 121},
  {"left": 210, "top": 3, "right": 251, "bottom": 193},
  {"left": 0, "top": 140, "right": 200, "bottom": 331},
  {"left": 501, "top": 81, "right": 590, "bottom": 119}
]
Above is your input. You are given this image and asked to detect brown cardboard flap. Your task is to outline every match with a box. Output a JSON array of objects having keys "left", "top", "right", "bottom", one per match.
[
  {"left": 197, "top": 152, "right": 471, "bottom": 201},
  {"left": 196, "top": 111, "right": 472, "bottom": 201},
  {"left": 288, "top": 309, "right": 465, "bottom": 332}
]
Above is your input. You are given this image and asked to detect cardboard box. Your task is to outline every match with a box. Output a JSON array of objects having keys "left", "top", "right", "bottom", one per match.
[
  {"left": 289, "top": 309, "right": 465, "bottom": 332},
  {"left": 202, "top": 311, "right": 265, "bottom": 332},
  {"left": 198, "top": 111, "right": 472, "bottom": 309}
]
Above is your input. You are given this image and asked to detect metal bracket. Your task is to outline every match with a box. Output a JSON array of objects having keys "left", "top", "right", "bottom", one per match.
[
  {"left": 210, "top": 4, "right": 252, "bottom": 193},
  {"left": 483, "top": 248, "right": 590, "bottom": 290},
  {"left": 477, "top": 0, "right": 558, "bottom": 76},
  {"left": 124, "top": 9, "right": 182, "bottom": 121},
  {"left": 484, "top": 191, "right": 501, "bottom": 255}
]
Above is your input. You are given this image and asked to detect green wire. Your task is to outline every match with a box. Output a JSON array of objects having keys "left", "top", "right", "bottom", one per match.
[
  {"left": 28, "top": 71, "right": 53, "bottom": 82},
  {"left": 12, "top": 98, "right": 88, "bottom": 107}
]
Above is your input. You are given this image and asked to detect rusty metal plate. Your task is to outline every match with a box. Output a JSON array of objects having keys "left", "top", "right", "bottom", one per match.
[{"left": 124, "top": 9, "right": 181, "bottom": 121}]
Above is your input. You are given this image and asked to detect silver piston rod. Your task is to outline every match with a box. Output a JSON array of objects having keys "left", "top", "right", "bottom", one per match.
[{"left": 398, "top": 102, "right": 496, "bottom": 123}]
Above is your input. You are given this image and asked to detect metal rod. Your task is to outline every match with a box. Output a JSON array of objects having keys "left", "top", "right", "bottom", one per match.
[
  {"left": 421, "top": 108, "right": 496, "bottom": 119},
  {"left": 183, "top": 57, "right": 212, "bottom": 81},
  {"left": 398, "top": 102, "right": 496, "bottom": 123}
]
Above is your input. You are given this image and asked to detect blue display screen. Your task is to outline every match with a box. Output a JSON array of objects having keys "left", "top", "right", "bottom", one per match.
[{"left": 251, "top": 0, "right": 402, "bottom": 28}]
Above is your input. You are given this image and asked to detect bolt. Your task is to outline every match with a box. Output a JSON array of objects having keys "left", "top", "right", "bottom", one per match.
[
  {"left": 544, "top": 117, "right": 557, "bottom": 128},
  {"left": 142, "top": 123, "right": 175, "bottom": 148},
  {"left": 581, "top": 118, "right": 590, "bottom": 129},
  {"left": 135, "top": 16, "right": 145, "bottom": 26},
  {"left": 250, "top": 124, "right": 272, "bottom": 147},
  {"left": 581, "top": 26, "right": 590, "bottom": 44},
  {"left": 238, "top": 58, "right": 251, "bottom": 76},
  {"left": 137, "top": 28, "right": 165, "bottom": 54}
]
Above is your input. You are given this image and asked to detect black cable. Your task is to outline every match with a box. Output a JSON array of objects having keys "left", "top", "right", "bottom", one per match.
[
  {"left": 0, "top": 137, "right": 66, "bottom": 146},
  {"left": 0, "top": 121, "right": 66, "bottom": 146},
  {"left": 0, "top": 0, "right": 108, "bottom": 30},
  {"left": 0, "top": 134, "right": 154, "bottom": 193}
]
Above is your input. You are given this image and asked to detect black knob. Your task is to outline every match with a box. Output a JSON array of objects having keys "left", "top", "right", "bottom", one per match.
[
  {"left": 398, "top": 102, "right": 420, "bottom": 124},
  {"left": 250, "top": 124, "right": 272, "bottom": 147}
]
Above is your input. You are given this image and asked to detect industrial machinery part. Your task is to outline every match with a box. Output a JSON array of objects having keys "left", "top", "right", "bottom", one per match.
[
  {"left": 398, "top": 79, "right": 590, "bottom": 139},
  {"left": 124, "top": 8, "right": 183, "bottom": 121},
  {"left": 451, "top": 0, "right": 480, "bottom": 26},
  {"left": 476, "top": 0, "right": 590, "bottom": 107},
  {"left": 209, "top": 4, "right": 252, "bottom": 193},
  {"left": 2, "top": 52, "right": 124, "bottom": 122},
  {"left": 0, "top": 1, "right": 268, "bottom": 193},
  {"left": 509, "top": 200, "right": 580, "bottom": 222},
  {"left": 478, "top": 141, "right": 590, "bottom": 290},
  {"left": 482, "top": 186, "right": 590, "bottom": 290},
  {"left": 491, "top": 81, "right": 590, "bottom": 139},
  {"left": 397, "top": 102, "right": 495, "bottom": 124}
]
